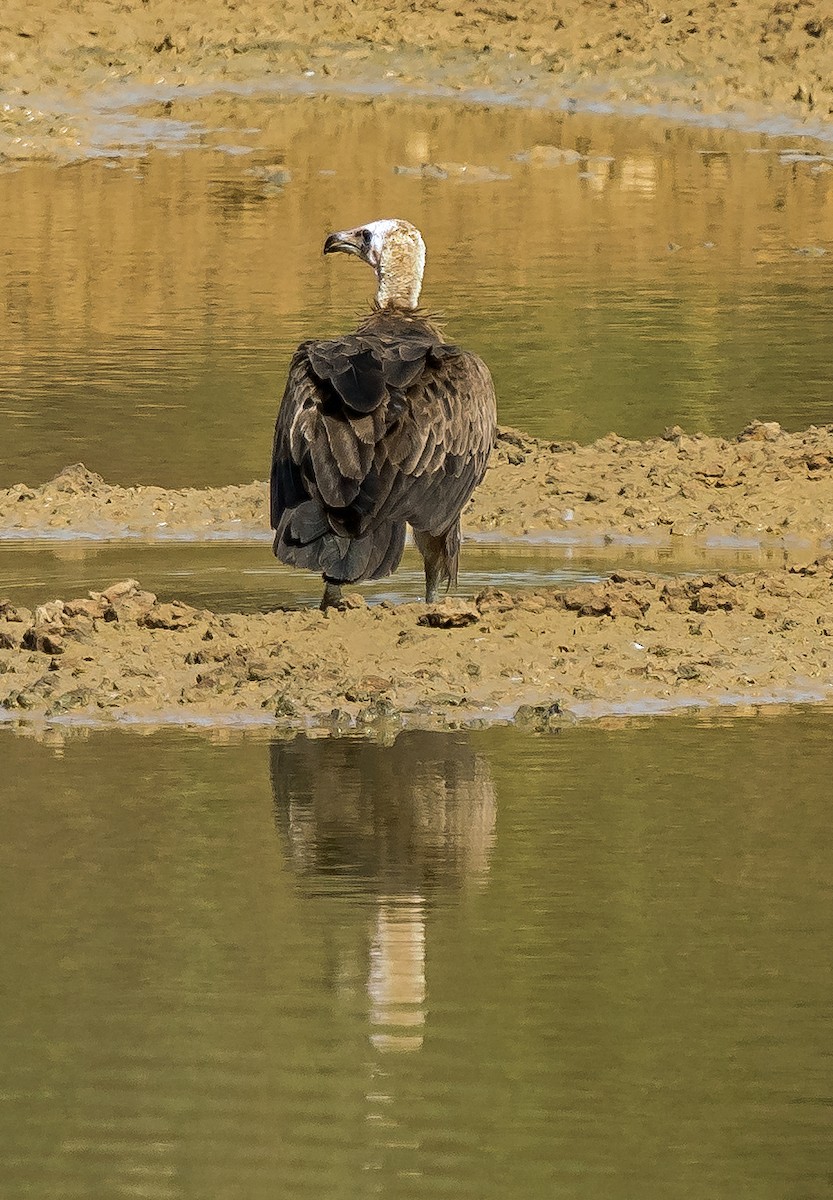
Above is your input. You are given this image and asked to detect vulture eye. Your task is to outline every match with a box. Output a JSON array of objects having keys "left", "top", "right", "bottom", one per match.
[{"left": 361, "top": 228, "right": 372, "bottom": 247}]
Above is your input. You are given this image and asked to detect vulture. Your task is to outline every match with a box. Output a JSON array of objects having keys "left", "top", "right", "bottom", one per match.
[{"left": 270, "top": 218, "right": 497, "bottom": 609}]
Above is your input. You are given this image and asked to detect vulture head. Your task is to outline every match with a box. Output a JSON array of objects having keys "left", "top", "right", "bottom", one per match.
[{"left": 323, "top": 218, "right": 426, "bottom": 311}]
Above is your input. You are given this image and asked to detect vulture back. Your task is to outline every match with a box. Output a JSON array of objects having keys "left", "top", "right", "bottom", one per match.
[{"left": 271, "top": 310, "right": 496, "bottom": 586}]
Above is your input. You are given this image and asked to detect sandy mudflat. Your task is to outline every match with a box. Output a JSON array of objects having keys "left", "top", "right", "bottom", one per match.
[
  {"left": 2, "top": 426, "right": 833, "bottom": 732},
  {"left": 2, "top": 1, "right": 833, "bottom": 161},
  {"left": 2, "top": 559, "right": 833, "bottom": 732},
  {"left": 3, "top": 416, "right": 833, "bottom": 731},
  {"left": 3, "top": 421, "right": 833, "bottom": 550}
]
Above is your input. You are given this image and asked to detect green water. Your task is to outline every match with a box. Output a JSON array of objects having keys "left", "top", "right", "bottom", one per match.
[{"left": 2, "top": 712, "right": 831, "bottom": 1197}]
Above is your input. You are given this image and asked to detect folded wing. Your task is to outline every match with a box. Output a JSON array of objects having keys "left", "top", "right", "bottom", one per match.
[{"left": 270, "top": 314, "right": 496, "bottom": 584}]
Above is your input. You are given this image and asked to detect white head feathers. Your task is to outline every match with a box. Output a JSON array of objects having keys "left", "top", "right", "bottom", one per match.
[{"left": 323, "top": 218, "right": 426, "bottom": 310}]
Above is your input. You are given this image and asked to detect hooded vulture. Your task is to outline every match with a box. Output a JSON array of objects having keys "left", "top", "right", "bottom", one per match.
[{"left": 270, "top": 218, "right": 497, "bottom": 608}]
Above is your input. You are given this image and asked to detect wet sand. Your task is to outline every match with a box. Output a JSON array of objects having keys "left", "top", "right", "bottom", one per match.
[
  {"left": 2, "top": 425, "right": 833, "bottom": 732},
  {"left": 4, "top": 422, "right": 833, "bottom": 550},
  {"left": 2, "top": 559, "right": 833, "bottom": 732},
  {"left": 2, "top": 1, "right": 833, "bottom": 162}
]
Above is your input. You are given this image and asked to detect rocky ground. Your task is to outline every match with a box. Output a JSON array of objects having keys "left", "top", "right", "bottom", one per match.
[{"left": 2, "top": 2, "right": 833, "bottom": 161}]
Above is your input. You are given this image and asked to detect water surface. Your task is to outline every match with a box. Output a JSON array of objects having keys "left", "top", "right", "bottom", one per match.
[
  {"left": 0, "top": 538, "right": 780, "bottom": 611},
  {"left": 3, "top": 93, "right": 833, "bottom": 489},
  {"left": 2, "top": 711, "right": 831, "bottom": 1197}
]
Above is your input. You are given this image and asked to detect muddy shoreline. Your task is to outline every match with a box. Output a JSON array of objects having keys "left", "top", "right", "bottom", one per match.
[
  {"left": 2, "top": 424, "right": 833, "bottom": 734},
  {"left": 4, "top": 423, "right": 833, "bottom": 551},
  {"left": 2, "top": 559, "right": 833, "bottom": 734},
  {"left": 2, "top": 2, "right": 833, "bottom": 162}
]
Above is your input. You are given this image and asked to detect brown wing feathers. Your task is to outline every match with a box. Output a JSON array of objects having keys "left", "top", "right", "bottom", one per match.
[{"left": 271, "top": 312, "right": 496, "bottom": 584}]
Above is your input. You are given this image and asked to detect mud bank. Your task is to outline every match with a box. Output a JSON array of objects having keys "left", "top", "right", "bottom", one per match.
[
  {"left": 2, "top": 1, "right": 833, "bottom": 162},
  {"left": 1, "top": 561, "right": 833, "bottom": 732},
  {"left": 3, "top": 423, "right": 833, "bottom": 552}
]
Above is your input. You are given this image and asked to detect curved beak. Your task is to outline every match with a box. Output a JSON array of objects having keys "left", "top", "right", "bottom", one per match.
[{"left": 323, "top": 228, "right": 364, "bottom": 258}]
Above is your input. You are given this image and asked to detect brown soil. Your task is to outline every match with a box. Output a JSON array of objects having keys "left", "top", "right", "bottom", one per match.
[
  {"left": 4, "top": 421, "right": 833, "bottom": 551},
  {"left": 2, "top": 560, "right": 833, "bottom": 732},
  {"left": 2, "top": 424, "right": 833, "bottom": 732},
  {"left": 2, "top": 2, "right": 833, "bottom": 161}
]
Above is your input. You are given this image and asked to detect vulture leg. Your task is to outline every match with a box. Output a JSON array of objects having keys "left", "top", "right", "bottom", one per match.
[
  {"left": 413, "top": 525, "right": 460, "bottom": 603},
  {"left": 320, "top": 580, "right": 344, "bottom": 611}
]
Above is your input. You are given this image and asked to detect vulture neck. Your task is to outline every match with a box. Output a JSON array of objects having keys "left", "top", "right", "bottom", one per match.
[
  {"left": 375, "top": 272, "right": 421, "bottom": 310},
  {"left": 375, "top": 242, "right": 424, "bottom": 310}
]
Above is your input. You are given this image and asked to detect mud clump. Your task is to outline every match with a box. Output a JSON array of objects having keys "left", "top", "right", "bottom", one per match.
[
  {"left": 2, "top": 563, "right": 833, "bottom": 731},
  {"left": 473, "top": 423, "right": 833, "bottom": 547},
  {"left": 418, "top": 602, "right": 480, "bottom": 628}
]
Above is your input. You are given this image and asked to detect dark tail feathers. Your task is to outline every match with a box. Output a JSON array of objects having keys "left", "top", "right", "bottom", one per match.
[{"left": 274, "top": 503, "right": 406, "bottom": 584}]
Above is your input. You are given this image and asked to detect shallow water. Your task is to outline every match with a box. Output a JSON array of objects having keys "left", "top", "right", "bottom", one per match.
[
  {"left": 3, "top": 92, "right": 833, "bottom": 489},
  {"left": 2, "top": 710, "right": 832, "bottom": 1198},
  {"left": 0, "top": 538, "right": 780, "bottom": 611}
]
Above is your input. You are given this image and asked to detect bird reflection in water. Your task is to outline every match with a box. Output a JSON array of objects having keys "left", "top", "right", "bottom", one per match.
[{"left": 270, "top": 731, "right": 496, "bottom": 1053}]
